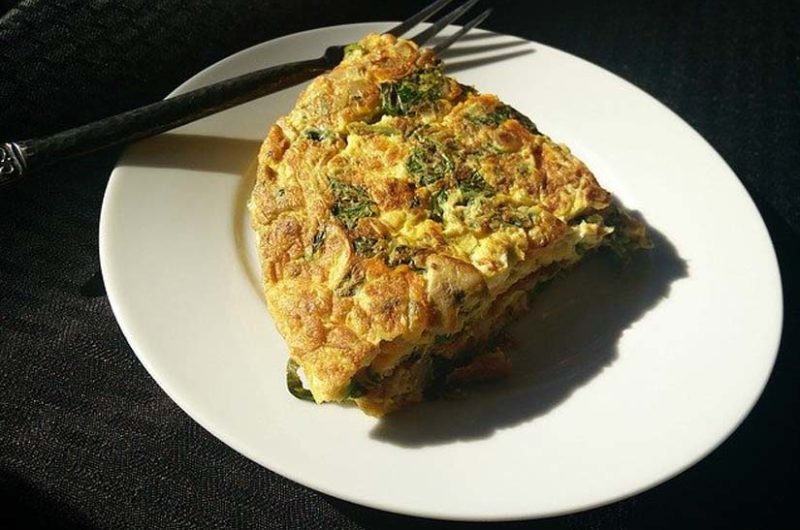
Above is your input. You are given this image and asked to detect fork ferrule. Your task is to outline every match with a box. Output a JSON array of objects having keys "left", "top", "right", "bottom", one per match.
[{"left": 0, "top": 142, "right": 28, "bottom": 188}]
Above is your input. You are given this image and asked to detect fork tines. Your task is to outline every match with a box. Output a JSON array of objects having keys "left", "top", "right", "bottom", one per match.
[{"left": 387, "top": 0, "right": 491, "bottom": 52}]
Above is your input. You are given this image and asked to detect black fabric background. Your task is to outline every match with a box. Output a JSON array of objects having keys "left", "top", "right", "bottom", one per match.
[{"left": 1, "top": 1, "right": 798, "bottom": 528}]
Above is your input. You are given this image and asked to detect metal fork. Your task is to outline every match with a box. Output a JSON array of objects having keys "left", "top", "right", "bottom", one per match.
[{"left": 0, "top": 0, "right": 491, "bottom": 188}]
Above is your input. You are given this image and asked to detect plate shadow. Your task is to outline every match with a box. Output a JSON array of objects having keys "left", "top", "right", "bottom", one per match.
[
  {"left": 444, "top": 49, "right": 535, "bottom": 74},
  {"left": 121, "top": 133, "right": 261, "bottom": 175},
  {"left": 370, "top": 219, "right": 687, "bottom": 447},
  {"left": 434, "top": 33, "right": 535, "bottom": 73}
]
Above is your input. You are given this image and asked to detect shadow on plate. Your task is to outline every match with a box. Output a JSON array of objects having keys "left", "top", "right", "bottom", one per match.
[
  {"left": 444, "top": 49, "right": 535, "bottom": 74},
  {"left": 431, "top": 32, "right": 535, "bottom": 73},
  {"left": 439, "top": 39, "right": 531, "bottom": 59},
  {"left": 435, "top": 29, "right": 505, "bottom": 44},
  {"left": 120, "top": 133, "right": 261, "bottom": 174},
  {"left": 370, "top": 219, "right": 687, "bottom": 447},
  {"left": 89, "top": 133, "right": 263, "bottom": 300}
]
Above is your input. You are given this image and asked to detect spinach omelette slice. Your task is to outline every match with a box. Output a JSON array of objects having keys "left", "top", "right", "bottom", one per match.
[{"left": 248, "top": 33, "right": 649, "bottom": 416}]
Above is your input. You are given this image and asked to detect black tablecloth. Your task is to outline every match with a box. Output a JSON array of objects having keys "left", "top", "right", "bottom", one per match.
[{"left": 1, "top": 1, "right": 798, "bottom": 528}]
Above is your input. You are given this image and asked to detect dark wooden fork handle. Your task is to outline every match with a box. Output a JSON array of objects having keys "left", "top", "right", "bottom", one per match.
[{"left": 0, "top": 53, "right": 339, "bottom": 189}]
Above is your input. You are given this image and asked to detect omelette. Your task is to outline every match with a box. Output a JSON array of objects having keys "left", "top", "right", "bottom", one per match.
[{"left": 248, "top": 33, "right": 649, "bottom": 416}]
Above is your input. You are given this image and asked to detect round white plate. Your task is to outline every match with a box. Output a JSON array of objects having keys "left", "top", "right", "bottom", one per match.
[{"left": 99, "top": 23, "right": 783, "bottom": 520}]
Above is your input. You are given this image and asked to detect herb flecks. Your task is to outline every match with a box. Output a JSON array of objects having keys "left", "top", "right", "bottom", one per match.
[
  {"left": 430, "top": 189, "right": 449, "bottom": 222},
  {"left": 500, "top": 209, "right": 534, "bottom": 229},
  {"left": 469, "top": 104, "right": 539, "bottom": 133},
  {"left": 352, "top": 236, "right": 378, "bottom": 257},
  {"left": 380, "top": 68, "right": 446, "bottom": 116},
  {"left": 406, "top": 139, "right": 454, "bottom": 187},
  {"left": 456, "top": 171, "right": 494, "bottom": 204},
  {"left": 329, "top": 178, "right": 377, "bottom": 230},
  {"left": 469, "top": 106, "right": 512, "bottom": 127},
  {"left": 311, "top": 228, "right": 327, "bottom": 255}
]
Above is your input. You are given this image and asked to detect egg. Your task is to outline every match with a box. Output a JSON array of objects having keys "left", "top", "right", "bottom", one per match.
[{"left": 248, "top": 33, "right": 650, "bottom": 415}]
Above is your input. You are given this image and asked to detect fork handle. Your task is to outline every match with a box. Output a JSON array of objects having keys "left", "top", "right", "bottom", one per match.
[{"left": 0, "top": 54, "right": 334, "bottom": 189}]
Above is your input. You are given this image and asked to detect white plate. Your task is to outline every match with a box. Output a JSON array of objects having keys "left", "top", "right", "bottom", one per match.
[{"left": 99, "top": 23, "right": 783, "bottom": 520}]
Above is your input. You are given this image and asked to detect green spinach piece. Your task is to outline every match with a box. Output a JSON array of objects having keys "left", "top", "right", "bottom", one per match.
[
  {"left": 329, "top": 178, "right": 377, "bottom": 229},
  {"left": 343, "top": 43, "right": 363, "bottom": 56},
  {"left": 457, "top": 171, "right": 494, "bottom": 203},
  {"left": 380, "top": 69, "right": 445, "bottom": 116},
  {"left": 406, "top": 139, "right": 454, "bottom": 187},
  {"left": 286, "top": 359, "right": 314, "bottom": 401},
  {"left": 469, "top": 104, "right": 539, "bottom": 133}
]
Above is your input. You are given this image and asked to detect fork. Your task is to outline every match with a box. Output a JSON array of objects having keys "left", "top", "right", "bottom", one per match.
[{"left": 0, "top": 0, "right": 491, "bottom": 189}]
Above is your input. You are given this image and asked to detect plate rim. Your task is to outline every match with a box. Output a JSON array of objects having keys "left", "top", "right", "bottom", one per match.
[{"left": 99, "top": 22, "right": 784, "bottom": 521}]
